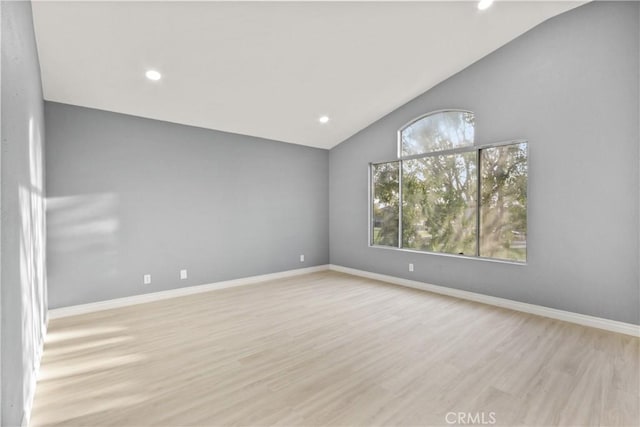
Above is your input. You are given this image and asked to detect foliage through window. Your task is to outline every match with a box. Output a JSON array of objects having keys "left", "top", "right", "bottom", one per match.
[
  {"left": 371, "top": 162, "right": 400, "bottom": 247},
  {"left": 400, "top": 110, "right": 475, "bottom": 156},
  {"left": 371, "top": 110, "right": 527, "bottom": 262}
]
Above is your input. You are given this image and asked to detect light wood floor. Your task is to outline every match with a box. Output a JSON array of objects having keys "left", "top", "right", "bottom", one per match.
[{"left": 31, "top": 271, "right": 639, "bottom": 426}]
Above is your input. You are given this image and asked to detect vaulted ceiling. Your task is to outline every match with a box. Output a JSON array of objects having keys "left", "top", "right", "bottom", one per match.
[{"left": 32, "top": 1, "right": 583, "bottom": 149}]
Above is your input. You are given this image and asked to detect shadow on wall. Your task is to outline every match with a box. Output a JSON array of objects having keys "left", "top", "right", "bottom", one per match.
[{"left": 19, "top": 117, "right": 48, "bottom": 420}]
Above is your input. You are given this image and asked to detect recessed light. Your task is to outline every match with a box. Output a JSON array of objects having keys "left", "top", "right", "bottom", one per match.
[
  {"left": 319, "top": 115, "right": 330, "bottom": 124},
  {"left": 477, "top": 0, "right": 494, "bottom": 10},
  {"left": 145, "top": 70, "right": 162, "bottom": 81}
]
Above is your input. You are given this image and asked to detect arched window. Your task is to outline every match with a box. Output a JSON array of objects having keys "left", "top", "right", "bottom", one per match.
[
  {"left": 399, "top": 110, "right": 475, "bottom": 157},
  {"left": 370, "top": 110, "right": 528, "bottom": 262}
]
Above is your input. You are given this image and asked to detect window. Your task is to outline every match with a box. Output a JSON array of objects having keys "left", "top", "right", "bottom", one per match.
[
  {"left": 480, "top": 142, "right": 528, "bottom": 261},
  {"left": 402, "top": 152, "right": 478, "bottom": 255},
  {"left": 370, "top": 110, "right": 527, "bottom": 262},
  {"left": 371, "top": 161, "right": 400, "bottom": 247},
  {"left": 400, "top": 110, "right": 475, "bottom": 156}
]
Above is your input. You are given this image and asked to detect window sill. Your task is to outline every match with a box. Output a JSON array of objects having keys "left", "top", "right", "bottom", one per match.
[{"left": 368, "top": 244, "right": 527, "bottom": 266}]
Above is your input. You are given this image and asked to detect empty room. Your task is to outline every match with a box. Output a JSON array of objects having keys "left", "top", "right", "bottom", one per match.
[{"left": 1, "top": 0, "right": 639, "bottom": 426}]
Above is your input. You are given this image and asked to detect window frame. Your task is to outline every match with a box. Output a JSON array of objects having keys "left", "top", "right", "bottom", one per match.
[{"left": 370, "top": 125, "right": 529, "bottom": 264}]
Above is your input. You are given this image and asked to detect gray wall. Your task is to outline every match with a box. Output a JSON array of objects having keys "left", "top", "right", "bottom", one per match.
[
  {"left": 46, "top": 102, "right": 329, "bottom": 309},
  {"left": 329, "top": 1, "right": 640, "bottom": 325},
  {"left": 1, "top": 1, "right": 48, "bottom": 425}
]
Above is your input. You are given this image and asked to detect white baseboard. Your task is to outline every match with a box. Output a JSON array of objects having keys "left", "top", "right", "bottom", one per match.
[
  {"left": 49, "top": 265, "right": 330, "bottom": 319},
  {"left": 329, "top": 264, "right": 640, "bottom": 337},
  {"left": 48, "top": 263, "right": 639, "bottom": 337}
]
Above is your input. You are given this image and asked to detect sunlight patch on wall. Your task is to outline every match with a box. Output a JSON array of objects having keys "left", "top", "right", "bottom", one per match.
[
  {"left": 18, "top": 116, "right": 48, "bottom": 425},
  {"left": 47, "top": 193, "right": 120, "bottom": 287}
]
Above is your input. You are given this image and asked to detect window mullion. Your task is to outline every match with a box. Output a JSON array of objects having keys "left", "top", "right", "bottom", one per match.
[
  {"left": 369, "top": 163, "right": 375, "bottom": 245},
  {"left": 398, "top": 159, "right": 403, "bottom": 249},
  {"left": 476, "top": 149, "right": 482, "bottom": 257}
]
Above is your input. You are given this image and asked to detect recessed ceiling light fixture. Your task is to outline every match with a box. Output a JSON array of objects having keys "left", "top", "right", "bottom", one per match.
[
  {"left": 477, "top": 0, "right": 494, "bottom": 11},
  {"left": 319, "top": 115, "right": 330, "bottom": 124},
  {"left": 145, "top": 69, "right": 162, "bottom": 81}
]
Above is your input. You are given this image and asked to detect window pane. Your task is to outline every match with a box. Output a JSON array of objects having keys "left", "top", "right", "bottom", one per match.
[
  {"left": 400, "top": 111, "right": 475, "bottom": 157},
  {"left": 402, "top": 152, "right": 477, "bottom": 255},
  {"left": 371, "top": 162, "right": 400, "bottom": 247},
  {"left": 480, "top": 143, "right": 528, "bottom": 262}
]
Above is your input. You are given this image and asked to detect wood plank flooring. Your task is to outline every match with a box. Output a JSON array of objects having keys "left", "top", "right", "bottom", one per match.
[{"left": 30, "top": 271, "right": 639, "bottom": 426}]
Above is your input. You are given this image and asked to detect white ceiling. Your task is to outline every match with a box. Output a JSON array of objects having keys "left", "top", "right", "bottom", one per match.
[{"left": 32, "top": 1, "right": 583, "bottom": 149}]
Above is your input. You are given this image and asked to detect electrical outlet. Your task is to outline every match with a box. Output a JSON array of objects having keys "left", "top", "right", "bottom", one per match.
[
  {"left": 180, "top": 269, "right": 188, "bottom": 280},
  {"left": 300, "top": 254, "right": 305, "bottom": 262},
  {"left": 409, "top": 263, "right": 414, "bottom": 272},
  {"left": 143, "top": 274, "right": 152, "bottom": 285}
]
